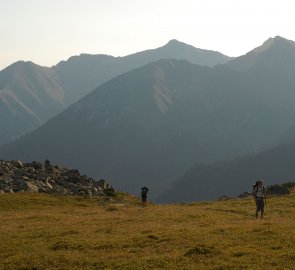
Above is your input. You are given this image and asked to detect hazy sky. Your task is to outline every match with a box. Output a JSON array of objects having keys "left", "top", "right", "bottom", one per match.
[{"left": 1, "top": 0, "right": 295, "bottom": 70}]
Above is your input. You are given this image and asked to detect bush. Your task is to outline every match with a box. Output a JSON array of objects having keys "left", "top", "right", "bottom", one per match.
[{"left": 266, "top": 182, "right": 295, "bottom": 195}]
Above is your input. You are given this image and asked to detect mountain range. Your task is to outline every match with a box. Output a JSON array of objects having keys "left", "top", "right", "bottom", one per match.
[
  {"left": 157, "top": 36, "right": 295, "bottom": 202},
  {"left": 0, "top": 40, "right": 230, "bottom": 146},
  {"left": 2, "top": 36, "right": 295, "bottom": 200},
  {"left": 158, "top": 138, "right": 295, "bottom": 203}
]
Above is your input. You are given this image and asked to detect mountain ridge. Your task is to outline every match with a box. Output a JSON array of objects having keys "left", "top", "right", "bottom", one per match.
[
  {"left": 3, "top": 44, "right": 295, "bottom": 197},
  {"left": 226, "top": 35, "right": 295, "bottom": 71},
  {"left": 158, "top": 139, "right": 295, "bottom": 203},
  {"left": 0, "top": 39, "right": 231, "bottom": 145},
  {"left": 0, "top": 61, "right": 65, "bottom": 145},
  {"left": 2, "top": 36, "right": 295, "bottom": 200}
]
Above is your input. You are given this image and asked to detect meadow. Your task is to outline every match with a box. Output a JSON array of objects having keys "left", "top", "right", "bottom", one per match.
[{"left": 1, "top": 191, "right": 295, "bottom": 270}]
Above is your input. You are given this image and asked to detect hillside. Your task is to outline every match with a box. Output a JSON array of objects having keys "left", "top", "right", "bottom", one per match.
[
  {"left": 0, "top": 61, "right": 65, "bottom": 145},
  {"left": 1, "top": 191, "right": 295, "bottom": 269},
  {"left": 156, "top": 36, "right": 295, "bottom": 202},
  {"left": 0, "top": 40, "right": 230, "bottom": 145},
  {"left": 158, "top": 140, "right": 295, "bottom": 203}
]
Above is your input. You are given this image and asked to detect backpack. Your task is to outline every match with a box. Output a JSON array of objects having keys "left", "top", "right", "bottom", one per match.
[
  {"left": 252, "top": 181, "right": 259, "bottom": 196},
  {"left": 253, "top": 182, "right": 265, "bottom": 197},
  {"left": 141, "top": 187, "right": 149, "bottom": 197}
]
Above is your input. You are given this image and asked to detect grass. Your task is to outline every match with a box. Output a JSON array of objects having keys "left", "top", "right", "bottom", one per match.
[{"left": 1, "top": 192, "right": 295, "bottom": 269}]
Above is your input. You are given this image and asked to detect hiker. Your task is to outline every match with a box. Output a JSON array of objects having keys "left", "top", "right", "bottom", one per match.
[
  {"left": 253, "top": 180, "right": 266, "bottom": 218},
  {"left": 141, "top": 186, "right": 149, "bottom": 207}
]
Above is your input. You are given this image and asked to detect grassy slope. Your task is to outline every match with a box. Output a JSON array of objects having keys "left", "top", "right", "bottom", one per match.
[{"left": 1, "top": 192, "right": 295, "bottom": 270}]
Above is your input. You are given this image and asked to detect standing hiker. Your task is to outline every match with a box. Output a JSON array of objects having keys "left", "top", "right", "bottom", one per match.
[
  {"left": 253, "top": 180, "right": 266, "bottom": 218},
  {"left": 141, "top": 186, "right": 149, "bottom": 207}
]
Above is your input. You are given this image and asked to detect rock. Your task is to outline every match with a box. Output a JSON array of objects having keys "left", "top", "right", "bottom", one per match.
[
  {"left": 11, "top": 160, "right": 23, "bottom": 168},
  {"left": 97, "top": 179, "right": 113, "bottom": 190},
  {"left": 45, "top": 159, "right": 51, "bottom": 167},
  {"left": 44, "top": 179, "right": 53, "bottom": 189},
  {"left": 237, "top": 192, "right": 252, "bottom": 198},
  {"left": 27, "top": 161, "right": 44, "bottom": 170},
  {"left": 218, "top": 195, "right": 233, "bottom": 201},
  {"left": 4, "top": 188, "right": 14, "bottom": 193},
  {"left": 25, "top": 182, "right": 39, "bottom": 193},
  {"left": 0, "top": 160, "right": 114, "bottom": 197}
]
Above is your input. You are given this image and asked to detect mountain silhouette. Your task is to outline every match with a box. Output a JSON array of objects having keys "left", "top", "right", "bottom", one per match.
[
  {"left": 2, "top": 35, "right": 295, "bottom": 197},
  {"left": 226, "top": 36, "right": 295, "bottom": 71},
  {"left": 0, "top": 40, "right": 230, "bottom": 145},
  {"left": 158, "top": 139, "right": 295, "bottom": 203},
  {"left": 54, "top": 39, "right": 231, "bottom": 104},
  {"left": 157, "top": 36, "right": 295, "bottom": 202},
  {"left": 0, "top": 61, "right": 65, "bottom": 145}
]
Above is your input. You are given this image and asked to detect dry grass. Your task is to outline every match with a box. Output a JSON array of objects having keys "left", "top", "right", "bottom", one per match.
[{"left": 1, "top": 192, "right": 295, "bottom": 269}]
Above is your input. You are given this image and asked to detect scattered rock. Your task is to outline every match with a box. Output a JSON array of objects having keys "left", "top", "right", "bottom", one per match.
[
  {"left": 11, "top": 160, "right": 23, "bottom": 168},
  {"left": 0, "top": 160, "right": 115, "bottom": 197},
  {"left": 218, "top": 195, "right": 234, "bottom": 201},
  {"left": 237, "top": 192, "right": 252, "bottom": 198},
  {"left": 26, "top": 182, "right": 39, "bottom": 193},
  {"left": 184, "top": 245, "right": 220, "bottom": 257}
]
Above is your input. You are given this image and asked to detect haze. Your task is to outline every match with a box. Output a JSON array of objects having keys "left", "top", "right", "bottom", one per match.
[{"left": 1, "top": 0, "right": 295, "bottom": 70}]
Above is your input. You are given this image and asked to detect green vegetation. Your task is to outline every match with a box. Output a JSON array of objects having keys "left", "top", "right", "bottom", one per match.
[
  {"left": 1, "top": 192, "right": 295, "bottom": 269},
  {"left": 267, "top": 182, "right": 295, "bottom": 195}
]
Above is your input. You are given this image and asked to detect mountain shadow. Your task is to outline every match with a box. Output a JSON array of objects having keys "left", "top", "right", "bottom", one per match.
[{"left": 158, "top": 140, "right": 295, "bottom": 203}]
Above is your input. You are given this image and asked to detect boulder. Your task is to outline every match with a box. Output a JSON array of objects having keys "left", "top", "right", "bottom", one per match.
[
  {"left": 25, "top": 182, "right": 39, "bottom": 193},
  {"left": 11, "top": 160, "right": 24, "bottom": 168},
  {"left": 0, "top": 160, "right": 114, "bottom": 197}
]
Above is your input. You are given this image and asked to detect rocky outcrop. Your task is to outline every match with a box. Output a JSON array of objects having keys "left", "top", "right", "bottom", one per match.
[{"left": 0, "top": 160, "right": 114, "bottom": 196}]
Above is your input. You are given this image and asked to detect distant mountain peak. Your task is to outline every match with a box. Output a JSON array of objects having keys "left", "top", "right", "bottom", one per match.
[
  {"left": 253, "top": 36, "right": 295, "bottom": 53},
  {"left": 166, "top": 39, "right": 182, "bottom": 45},
  {"left": 163, "top": 39, "right": 190, "bottom": 49},
  {"left": 1, "top": 60, "right": 38, "bottom": 76},
  {"left": 273, "top": 35, "right": 286, "bottom": 40},
  {"left": 226, "top": 35, "right": 295, "bottom": 71},
  {"left": 272, "top": 35, "right": 295, "bottom": 48},
  {"left": 12, "top": 60, "right": 35, "bottom": 68}
]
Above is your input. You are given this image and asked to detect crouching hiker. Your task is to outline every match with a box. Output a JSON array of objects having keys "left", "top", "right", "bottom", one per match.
[
  {"left": 253, "top": 180, "right": 266, "bottom": 218},
  {"left": 141, "top": 186, "right": 149, "bottom": 207}
]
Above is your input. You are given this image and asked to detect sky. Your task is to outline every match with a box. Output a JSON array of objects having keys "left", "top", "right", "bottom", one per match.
[{"left": 1, "top": 0, "right": 295, "bottom": 70}]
